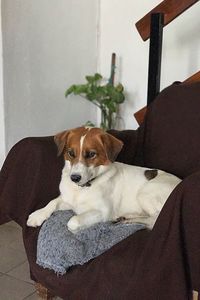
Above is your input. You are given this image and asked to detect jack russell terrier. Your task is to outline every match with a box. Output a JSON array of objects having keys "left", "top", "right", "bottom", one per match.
[{"left": 27, "top": 127, "right": 181, "bottom": 232}]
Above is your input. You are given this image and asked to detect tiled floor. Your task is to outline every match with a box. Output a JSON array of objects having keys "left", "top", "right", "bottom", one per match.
[{"left": 0, "top": 221, "right": 62, "bottom": 299}]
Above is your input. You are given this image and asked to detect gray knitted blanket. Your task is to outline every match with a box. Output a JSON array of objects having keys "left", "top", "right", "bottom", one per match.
[{"left": 37, "top": 211, "right": 145, "bottom": 275}]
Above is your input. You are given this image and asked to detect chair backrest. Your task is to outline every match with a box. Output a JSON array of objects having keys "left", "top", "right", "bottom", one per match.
[{"left": 141, "top": 82, "right": 200, "bottom": 178}]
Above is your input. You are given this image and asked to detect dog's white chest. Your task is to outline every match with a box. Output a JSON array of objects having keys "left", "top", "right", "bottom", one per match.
[{"left": 59, "top": 172, "right": 107, "bottom": 214}]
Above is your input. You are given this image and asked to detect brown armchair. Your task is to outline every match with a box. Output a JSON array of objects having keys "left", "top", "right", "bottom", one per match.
[{"left": 0, "top": 82, "right": 200, "bottom": 300}]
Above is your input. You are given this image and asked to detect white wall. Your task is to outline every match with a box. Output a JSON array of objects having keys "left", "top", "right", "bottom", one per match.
[
  {"left": 99, "top": 0, "right": 200, "bottom": 129},
  {"left": 2, "top": 0, "right": 99, "bottom": 153},
  {"left": 1, "top": 0, "right": 200, "bottom": 164},
  {"left": 0, "top": 0, "right": 5, "bottom": 168}
]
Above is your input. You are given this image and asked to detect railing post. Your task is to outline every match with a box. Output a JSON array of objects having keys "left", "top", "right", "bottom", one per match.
[{"left": 147, "top": 13, "right": 164, "bottom": 106}]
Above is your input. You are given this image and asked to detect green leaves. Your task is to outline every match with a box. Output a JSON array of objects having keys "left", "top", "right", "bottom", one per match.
[
  {"left": 105, "top": 84, "right": 125, "bottom": 104},
  {"left": 65, "top": 84, "right": 88, "bottom": 97},
  {"left": 85, "top": 73, "right": 102, "bottom": 84},
  {"left": 65, "top": 73, "right": 125, "bottom": 130}
]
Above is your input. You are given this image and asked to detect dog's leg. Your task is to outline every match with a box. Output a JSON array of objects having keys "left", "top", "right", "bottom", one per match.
[
  {"left": 67, "top": 210, "right": 105, "bottom": 233},
  {"left": 119, "top": 214, "right": 159, "bottom": 230},
  {"left": 27, "top": 196, "right": 69, "bottom": 227}
]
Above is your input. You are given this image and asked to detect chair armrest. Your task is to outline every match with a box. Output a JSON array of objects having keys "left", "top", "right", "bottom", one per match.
[
  {"left": 108, "top": 129, "right": 140, "bottom": 165},
  {"left": 132, "top": 172, "right": 200, "bottom": 296},
  {"left": 0, "top": 136, "right": 64, "bottom": 228},
  {"left": 176, "top": 172, "right": 200, "bottom": 292}
]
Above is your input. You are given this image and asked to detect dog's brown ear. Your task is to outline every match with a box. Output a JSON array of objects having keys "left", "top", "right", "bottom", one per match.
[
  {"left": 101, "top": 133, "right": 123, "bottom": 162},
  {"left": 54, "top": 130, "right": 70, "bottom": 156}
]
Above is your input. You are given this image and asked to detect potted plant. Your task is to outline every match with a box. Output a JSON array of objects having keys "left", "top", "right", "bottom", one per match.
[{"left": 65, "top": 73, "right": 125, "bottom": 130}]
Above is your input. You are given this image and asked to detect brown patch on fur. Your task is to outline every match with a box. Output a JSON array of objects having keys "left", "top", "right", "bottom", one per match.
[
  {"left": 54, "top": 127, "right": 88, "bottom": 158},
  {"left": 82, "top": 129, "right": 110, "bottom": 166},
  {"left": 144, "top": 169, "right": 158, "bottom": 180},
  {"left": 81, "top": 128, "right": 123, "bottom": 165},
  {"left": 99, "top": 133, "right": 123, "bottom": 162},
  {"left": 54, "top": 130, "right": 70, "bottom": 156},
  {"left": 54, "top": 127, "right": 124, "bottom": 166}
]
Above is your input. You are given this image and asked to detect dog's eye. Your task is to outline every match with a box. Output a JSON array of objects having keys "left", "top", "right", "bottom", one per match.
[
  {"left": 85, "top": 151, "right": 96, "bottom": 159},
  {"left": 67, "top": 149, "right": 75, "bottom": 159}
]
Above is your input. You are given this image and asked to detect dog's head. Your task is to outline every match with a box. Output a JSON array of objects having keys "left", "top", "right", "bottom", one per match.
[{"left": 54, "top": 127, "right": 123, "bottom": 186}]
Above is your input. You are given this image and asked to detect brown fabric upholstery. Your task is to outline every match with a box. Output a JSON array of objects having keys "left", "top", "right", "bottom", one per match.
[
  {"left": 107, "top": 129, "right": 143, "bottom": 165},
  {"left": 143, "top": 82, "right": 200, "bottom": 178},
  {"left": 0, "top": 82, "right": 200, "bottom": 299},
  {"left": 0, "top": 137, "right": 63, "bottom": 227}
]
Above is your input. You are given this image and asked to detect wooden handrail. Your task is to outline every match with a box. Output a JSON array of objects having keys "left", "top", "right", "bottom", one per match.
[
  {"left": 135, "top": 0, "right": 199, "bottom": 41},
  {"left": 184, "top": 70, "right": 200, "bottom": 83},
  {"left": 134, "top": 70, "right": 200, "bottom": 125},
  {"left": 134, "top": 106, "right": 147, "bottom": 126}
]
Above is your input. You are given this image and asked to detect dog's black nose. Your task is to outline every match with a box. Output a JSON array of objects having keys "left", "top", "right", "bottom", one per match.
[{"left": 70, "top": 174, "right": 81, "bottom": 183}]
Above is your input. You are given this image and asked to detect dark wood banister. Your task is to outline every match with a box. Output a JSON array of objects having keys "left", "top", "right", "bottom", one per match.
[{"left": 135, "top": 0, "right": 199, "bottom": 41}]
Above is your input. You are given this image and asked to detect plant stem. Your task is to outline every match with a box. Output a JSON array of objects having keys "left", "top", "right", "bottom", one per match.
[
  {"left": 101, "top": 106, "right": 108, "bottom": 130},
  {"left": 79, "top": 95, "right": 101, "bottom": 109},
  {"left": 108, "top": 110, "right": 113, "bottom": 130}
]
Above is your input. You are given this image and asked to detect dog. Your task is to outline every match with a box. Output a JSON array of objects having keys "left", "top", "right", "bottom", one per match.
[{"left": 27, "top": 126, "right": 181, "bottom": 232}]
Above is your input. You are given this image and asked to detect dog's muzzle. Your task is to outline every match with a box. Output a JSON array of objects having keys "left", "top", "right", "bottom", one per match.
[
  {"left": 70, "top": 173, "right": 96, "bottom": 187},
  {"left": 70, "top": 174, "right": 81, "bottom": 183}
]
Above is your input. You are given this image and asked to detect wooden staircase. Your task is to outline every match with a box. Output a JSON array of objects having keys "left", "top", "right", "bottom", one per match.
[
  {"left": 134, "top": 0, "right": 200, "bottom": 125},
  {"left": 136, "top": 0, "right": 199, "bottom": 41}
]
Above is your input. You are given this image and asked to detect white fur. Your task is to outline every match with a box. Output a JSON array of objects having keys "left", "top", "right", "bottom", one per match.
[
  {"left": 27, "top": 160, "right": 181, "bottom": 232},
  {"left": 70, "top": 161, "right": 93, "bottom": 185},
  {"left": 79, "top": 134, "right": 86, "bottom": 160}
]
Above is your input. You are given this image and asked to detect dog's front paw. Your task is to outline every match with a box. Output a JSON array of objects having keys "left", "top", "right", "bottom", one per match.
[
  {"left": 27, "top": 210, "right": 48, "bottom": 227},
  {"left": 67, "top": 216, "right": 81, "bottom": 233}
]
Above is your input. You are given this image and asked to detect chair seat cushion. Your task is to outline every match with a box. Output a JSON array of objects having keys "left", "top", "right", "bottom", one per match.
[{"left": 37, "top": 211, "right": 145, "bottom": 274}]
